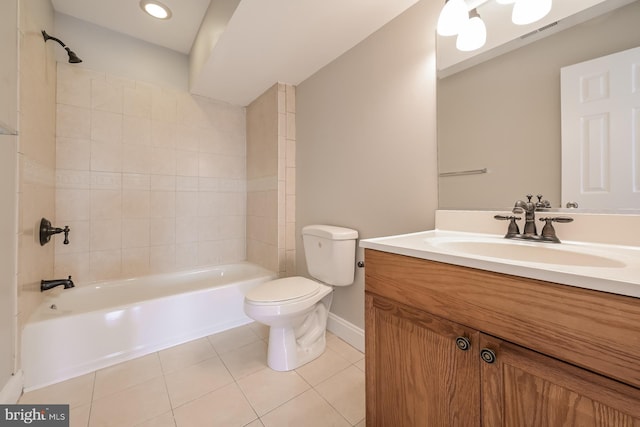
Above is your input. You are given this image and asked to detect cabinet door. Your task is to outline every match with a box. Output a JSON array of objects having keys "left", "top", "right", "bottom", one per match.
[
  {"left": 365, "top": 293, "right": 481, "bottom": 426},
  {"left": 480, "top": 334, "right": 640, "bottom": 427}
]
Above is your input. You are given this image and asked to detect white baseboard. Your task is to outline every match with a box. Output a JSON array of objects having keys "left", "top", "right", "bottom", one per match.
[
  {"left": 0, "top": 370, "right": 23, "bottom": 404},
  {"left": 327, "top": 313, "right": 365, "bottom": 353}
]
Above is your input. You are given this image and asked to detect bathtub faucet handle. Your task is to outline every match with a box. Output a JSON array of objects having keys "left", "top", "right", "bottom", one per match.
[{"left": 39, "top": 218, "right": 71, "bottom": 246}]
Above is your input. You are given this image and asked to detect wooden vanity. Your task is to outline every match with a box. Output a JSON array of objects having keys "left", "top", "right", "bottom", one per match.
[{"left": 364, "top": 249, "right": 640, "bottom": 426}]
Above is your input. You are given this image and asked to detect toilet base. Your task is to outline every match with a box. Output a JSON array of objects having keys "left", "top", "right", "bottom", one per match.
[{"left": 266, "top": 294, "right": 332, "bottom": 371}]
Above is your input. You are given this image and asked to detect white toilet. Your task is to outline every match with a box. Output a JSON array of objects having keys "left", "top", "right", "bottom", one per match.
[{"left": 243, "top": 224, "right": 358, "bottom": 371}]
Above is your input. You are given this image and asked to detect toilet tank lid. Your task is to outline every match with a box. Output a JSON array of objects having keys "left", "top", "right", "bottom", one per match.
[{"left": 302, "top": 225, "right": 358, "bottom": 240}]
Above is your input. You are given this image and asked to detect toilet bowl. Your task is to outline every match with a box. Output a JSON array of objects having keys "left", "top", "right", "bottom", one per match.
[
  {"left": 243, "top": 224, "right": 358, "bottom": 371},
  {"left": 244, "top": 277, "right": 333, "bottom": 371}
]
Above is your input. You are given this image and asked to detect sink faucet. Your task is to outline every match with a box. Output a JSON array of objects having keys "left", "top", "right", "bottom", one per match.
[
  {"left": 495, "top": 194, "right": 574, "bottom": 243},
  {"left": 513, "top": 194, "right": 537, "bottom": 236},
  {"left": 41, "top": 276, "right": 74, "bottom": 292}
]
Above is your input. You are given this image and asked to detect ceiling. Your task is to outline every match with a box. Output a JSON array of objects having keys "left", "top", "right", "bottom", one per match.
[{"left": 51, "top": 0, "right": 421, "bottom": 105}]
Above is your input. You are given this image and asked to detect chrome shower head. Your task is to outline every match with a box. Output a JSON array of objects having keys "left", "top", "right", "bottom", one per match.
[{"left": 42, "top": 30, "right": 83, "bottom": 64}]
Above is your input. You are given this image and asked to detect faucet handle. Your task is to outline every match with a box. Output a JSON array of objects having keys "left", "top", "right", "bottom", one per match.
[
  {"left": 494, "top": 214, "right": 521, "bottom": 237},
  {"left": 535, "top": 194, "right": 551, "bottom": 209},
  {"left": 538, "top": 217, "right": 574, "bottom": 242}
]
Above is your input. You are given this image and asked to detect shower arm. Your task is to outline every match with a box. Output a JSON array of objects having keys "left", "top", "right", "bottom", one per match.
[{"left": 42, "top": 30, "right": 83, "bottom": 63}]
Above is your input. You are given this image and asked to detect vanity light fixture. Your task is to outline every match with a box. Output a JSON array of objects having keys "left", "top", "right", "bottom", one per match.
[
  {"left": 140, "top": 0, "right": 172, "bottom": 20},
  {"left": 438, "top": 0, "right": 553, "bottom": 52},
  {"left": 456, "top": 8, "right": 487, "bottom": 51}
]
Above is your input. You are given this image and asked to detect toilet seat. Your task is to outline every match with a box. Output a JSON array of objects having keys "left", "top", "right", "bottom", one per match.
[{"left": 245, "top": 277, "right": 321, "bottom": 305}]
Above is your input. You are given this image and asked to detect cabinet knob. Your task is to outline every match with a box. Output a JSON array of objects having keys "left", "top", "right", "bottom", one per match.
[
  {"left": 480, "top": 348, "right": 496, "bottom": 364},
  {"left": 455, "top": 336, "right": 471, "bottom": 351}
]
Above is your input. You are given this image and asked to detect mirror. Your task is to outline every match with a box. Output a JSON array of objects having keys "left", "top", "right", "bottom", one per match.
[{"left": 437, "top": 0, "right": 640, "bottom": 210}]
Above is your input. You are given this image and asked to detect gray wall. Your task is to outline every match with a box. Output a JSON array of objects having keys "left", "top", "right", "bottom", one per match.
[
  {"left": 438, "top": 1, "right": 640, "bottom": 209},
  {"left": 296, "top": 0, "right": 440, "bottom": 329}
]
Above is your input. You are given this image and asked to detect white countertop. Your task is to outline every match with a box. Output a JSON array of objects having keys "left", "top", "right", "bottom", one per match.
[{"left": 360, "top": 228, "right": 640, "bottom": 299}]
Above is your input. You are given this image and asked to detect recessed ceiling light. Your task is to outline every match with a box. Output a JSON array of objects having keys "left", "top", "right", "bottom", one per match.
[{"left": 140, "top": 0, "right": 172, "bottom": 20}]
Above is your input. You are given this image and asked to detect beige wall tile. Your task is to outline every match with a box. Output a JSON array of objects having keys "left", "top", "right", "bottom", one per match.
[
  {"left": 149, "top": 245, "right": 176, "bottom": 273},
  {"left": 56, "top": 137, "right": 90, "bottom": 171},
  {"left": 55, "top": 68, "right": 248, "bottom": 285},
  {"left": 90, "top": 141, "right": 122, "bottom": 172},
  {"left": 90, "top": 249, "right": 122, "bottom": 281},
  {"left": 123, "top": 85, "right": 152, "bottom": 118},
  {"left": 122, "top": 190, "right": 150, "bottom": 218},
  {"left": 91, "top": 79, "right": 123, "bottom": 114},
  {"left": 90, "top": 218, "right": 122, "bottom": 251},
  {"left": 122, "top": 116, "right": 152, "bottom": 146},
  {"left": 57, "top": 104, "right": 90, "bottom": 139},
  {"left": 122, "top": 247, "right": 150, "bottom": 277},
  {"left": 91, "top": 110, "right": 122, "bottom": 144},
  {"left": 122, "top": 144, "right": 151, "bottom": 174},
  {"left": 122, "top": 218, "right": 150, "bottom": 248}
]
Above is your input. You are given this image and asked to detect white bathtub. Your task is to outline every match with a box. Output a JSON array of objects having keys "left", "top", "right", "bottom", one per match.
[{"left": 22, "top": 262, "right": 276, "bottom": 391}]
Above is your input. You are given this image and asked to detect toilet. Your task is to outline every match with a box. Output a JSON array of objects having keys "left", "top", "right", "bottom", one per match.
[{"left": 243, "top": 224, "right": 358, "bottom": 371}]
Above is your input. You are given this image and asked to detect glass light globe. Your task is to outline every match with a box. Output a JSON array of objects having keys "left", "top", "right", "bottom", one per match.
[
  {"left": 512, "top": 0, "right": 552, "bottom": 25},
  {"left": 456, "top": 15, "right": 487, "bottom": 51},
  {"left": 437, "top": 0, "right": 470, "bottom": 36}
]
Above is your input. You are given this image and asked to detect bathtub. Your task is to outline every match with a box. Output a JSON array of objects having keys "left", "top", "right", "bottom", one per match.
[{"left": 22, "top": 262, "right": 276, "bottom": 391}]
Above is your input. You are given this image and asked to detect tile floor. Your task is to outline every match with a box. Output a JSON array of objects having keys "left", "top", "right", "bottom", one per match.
[{"left": 19, "top": 323, "right": 366, "bottom": 427}]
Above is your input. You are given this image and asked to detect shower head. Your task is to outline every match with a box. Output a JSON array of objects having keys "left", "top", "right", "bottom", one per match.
[
  {"left": 65, "top": 47, "right": 82, "bottom": 64},
  {"left": 42, "top": 30, "right": 83, "bottom": 64}
]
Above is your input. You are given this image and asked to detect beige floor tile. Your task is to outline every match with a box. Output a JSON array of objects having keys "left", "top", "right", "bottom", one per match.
[
  {"left": 173, "top": 383, "right": 257, "bottom": 427},
  {"left": 354, "top": 358, "right": 365, "bottom": 372},
  {"left": 93, "top": 353, "right": 163, "bottom": 399},
  {"left": 295, "top": 347, "right": 351, "bottom": 386},
  {"left": 244, "top": 420, "right": 265, "bottom": 427},
  {"left": 247, "top": 322, "right": 269, "bottom": 340},
  {"left": 89, "top": 376, "right": 171, "bottom": 427},
  {"left": 237, "top": 368, "right": 310, "bottom": 416},
  {"left": 218, "top": 340, "right": 268, "bottom": 380},
  {"left": 354, "top": 419, "right": 366, "bottom": 427},
  {"left": 159, "top": 338, "right": 217, "bottom": 374},
  {"left": 19, "top": 372, "right": 95, "bottom": 409},
  {"left": 326, "top": 335, "right": 364, "bottom": 364},
  {"left": 70, "top": 402, "right": 91, "bottom": 427},
  {"left": 315, "top": 365, "right": 366, "bottom": 425},
  {"left": 165, "top": 356, "right": 234, "bottom": 408},
  {"left": 134, "top": 411, "right": 176, "bottom": 427},
  {"left": 207, "top": 324, "right": 262, "bottom": 354},
  {"left": 260, "top": 389, "right": 350, "bottom": 427}
]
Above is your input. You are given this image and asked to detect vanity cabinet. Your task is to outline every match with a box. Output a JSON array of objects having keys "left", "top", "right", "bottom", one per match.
[{"left": 364, "top": 249, "right": 640, "bottom": 426}]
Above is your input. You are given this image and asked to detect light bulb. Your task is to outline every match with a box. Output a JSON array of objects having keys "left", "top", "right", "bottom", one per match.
[
  {"left": 512, "top": 0, "right": 552, "bottom": 25},
  {"left": 437, "top": 0, "right": 469, "bottom": 36},
  {"left": 140, "top": 0, "right": 172, "bottom": 20},
  {"left": 456, "top": 15, "right": 487, "bottom": 51}
]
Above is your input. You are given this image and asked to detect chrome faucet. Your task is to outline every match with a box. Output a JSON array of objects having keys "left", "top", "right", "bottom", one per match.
[
  {"left": 41, "top": 276, "right": 74, "bottom": 292},
  {"left": 495, "top": 194, "right": 573, "bottom": 243}
]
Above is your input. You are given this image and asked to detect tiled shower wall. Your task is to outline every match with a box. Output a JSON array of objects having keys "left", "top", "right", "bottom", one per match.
[
  {"left": 246, "top": 83, "right": 296, "bottom": 276},
  {"left": 54, "top": 63, "right": 247, "bottom": 284},
  {"left": 17, "top": 0, "right": 56, "bottom": 368}
]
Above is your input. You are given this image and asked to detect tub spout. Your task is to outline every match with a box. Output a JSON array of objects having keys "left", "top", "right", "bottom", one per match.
[{"left": 41, "top": 276, "right": 74, "bottom": 292}]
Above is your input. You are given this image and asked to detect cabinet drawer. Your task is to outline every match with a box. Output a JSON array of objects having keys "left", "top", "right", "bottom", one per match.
[{"left": 364, "top": 249, "right": 640, "bottom": 389}]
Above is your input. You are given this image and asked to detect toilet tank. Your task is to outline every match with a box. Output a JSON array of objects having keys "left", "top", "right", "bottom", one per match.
[{"left": 302, "top": 225, "right": 358, "bottom": 286}]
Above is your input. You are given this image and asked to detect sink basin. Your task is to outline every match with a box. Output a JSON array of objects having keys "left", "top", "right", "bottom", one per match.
[
  {"left": 427, "top": 238, "right": 626, "bottom": 268},
  {"left": 360, "top": 227, "right": 640, "bottom": 299}
]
